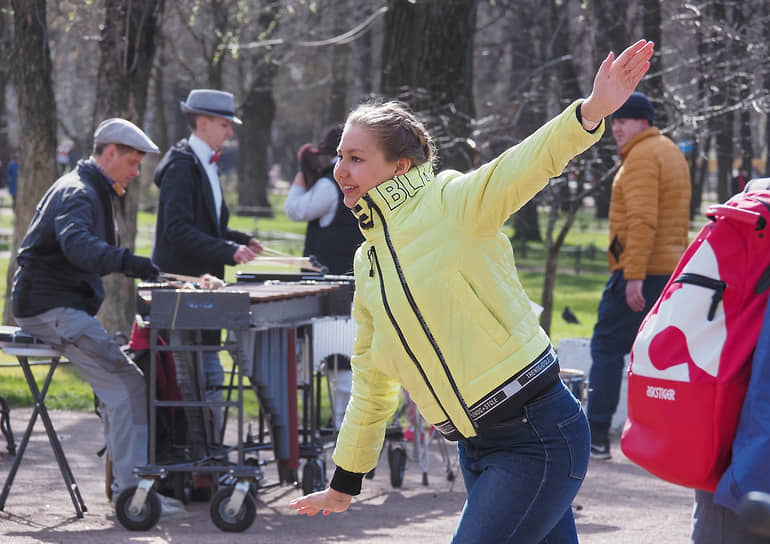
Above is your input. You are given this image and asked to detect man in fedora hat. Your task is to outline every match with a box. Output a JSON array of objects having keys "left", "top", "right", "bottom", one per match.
[
  {"left": 151, "top": 89, "right": 263, "bottom": 456},
  {"left": 10, "top": 118, "right": 186, "bottom": 516}
]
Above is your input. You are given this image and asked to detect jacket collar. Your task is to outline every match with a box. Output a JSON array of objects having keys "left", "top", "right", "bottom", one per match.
[
  {"left": 620, "top": 126, "right": 661, "bottom": 158},
  {"left": 351, "top": 162, "right": 434, "bottom": 230}
]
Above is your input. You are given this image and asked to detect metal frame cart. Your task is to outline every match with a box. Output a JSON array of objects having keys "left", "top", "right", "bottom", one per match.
[{"left": 114, "top": 289, "right": 261, "bottom": 532}]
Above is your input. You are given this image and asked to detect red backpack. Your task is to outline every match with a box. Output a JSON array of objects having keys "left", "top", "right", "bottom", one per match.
[{"left": 621, "top": 190, "right": 770, "bottom": 492}]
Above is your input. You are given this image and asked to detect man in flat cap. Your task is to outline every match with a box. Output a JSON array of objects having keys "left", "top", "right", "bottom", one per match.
[
  {"left": 586, "top": 92, "right": 691, "bottom": 460},
  {"left": 10, "top": 118, "right": 185, "bottom": 516},
  {"left": 151, "top": 90, "right": 263, "bottom": 462}
]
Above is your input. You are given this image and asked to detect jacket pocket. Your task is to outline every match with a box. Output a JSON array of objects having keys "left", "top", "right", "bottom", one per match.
[{"left": 450, "top": 272, "right": 509, "bottom": 345}]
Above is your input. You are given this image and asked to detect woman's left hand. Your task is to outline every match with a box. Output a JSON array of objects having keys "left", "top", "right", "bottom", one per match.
[{"left": 581, "top": 39, "right": 655, "bottom": 124}]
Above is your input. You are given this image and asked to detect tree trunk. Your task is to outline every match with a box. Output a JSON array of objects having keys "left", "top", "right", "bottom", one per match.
[
  {"left": 509, "top": 0, "right": 547, "bottom": 243},
  {"left": 237, "top": 68, "right": 276, "bottom": 218},
  {"left": 766, "top": 108, "right": 770, "bottom": 177},
  {"left": 326, "top": 12, "right": 350, "bottom": 127},
  {"left": 235, "top": 6, "right": 279, "bottom": 218},
  {"left": 3, "top": 0, "right": 59, "bottom": 325},
  {"left": 539, "top": 0, "right": 587, "bottom": 332},
  {"left": 152, "top": 44, "right": 170, "bottom": 154},
  {"left": 512, "top": 201, "right": 542, "bottom": 242},
  {"left": 0, "top": 5, "right": 9, "bottom": 184},
  {"left": 735, "top": 5, "right": 752, "bottom": 183},
  {"left": 350, "top": 3, "right": 374, "bottom": 107},
  {"left": 714, "top": 118, "right": 733, "bottom": 203},
  {"left": 592, "top": 0, "right": 629, "bottom": 219},
  {"left": 381, "top": 0, "right": 477, "bottom": 172},
  {"left": 689, "top": 137, "right": 704, "bottom": 218},
  {"left": 641, "top": 0, "right": 666, "bottom": 127},
  {"left": 93, "top": 0, "right": 164, "bottom": 336}
]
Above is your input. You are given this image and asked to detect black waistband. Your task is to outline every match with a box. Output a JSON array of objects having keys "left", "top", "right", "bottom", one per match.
[{"left": 435, "top": 346, "right": 560, "bottom": 441}]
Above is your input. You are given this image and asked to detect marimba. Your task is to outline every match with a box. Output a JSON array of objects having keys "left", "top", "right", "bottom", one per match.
[{"left": 122, "top": 275, "right": 353, "bottom": 532}]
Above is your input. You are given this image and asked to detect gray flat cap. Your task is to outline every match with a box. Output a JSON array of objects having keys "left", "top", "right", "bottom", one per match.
[
  {"left": 93, "top": 118, "right": 159, "bottom": 154},
  {"left": 180, "top": 89, "right": 242, "bottom": 125}
]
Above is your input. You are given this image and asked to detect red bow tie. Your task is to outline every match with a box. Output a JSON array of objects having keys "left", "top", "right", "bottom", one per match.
[{"left": 210, "top": 151, "right": 221, "bottom": 164}]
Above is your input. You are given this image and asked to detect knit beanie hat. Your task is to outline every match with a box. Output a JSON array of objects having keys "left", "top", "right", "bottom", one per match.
[{"left": 611, "top": 92, "right": 655, "bottom": 125}]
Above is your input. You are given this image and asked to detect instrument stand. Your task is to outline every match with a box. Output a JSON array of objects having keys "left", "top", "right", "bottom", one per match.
[{"left": 0, "top": 331, "right": 87, "bottom": 518}]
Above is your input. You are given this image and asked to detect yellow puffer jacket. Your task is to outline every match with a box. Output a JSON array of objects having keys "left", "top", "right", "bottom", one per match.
[
  {"left": 608, "top": 127, "right": 691, "bottom": 279},
  {"left": 332, "top": 101, "right": 603, "bottom": 475}
]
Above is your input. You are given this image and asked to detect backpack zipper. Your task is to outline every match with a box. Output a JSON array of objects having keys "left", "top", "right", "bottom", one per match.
[
  {"left": 363, "top": 194, "right": 477, "bottom": 432},
  {"left": 674, "top": 272, "right": 727, "bottom": 321}
]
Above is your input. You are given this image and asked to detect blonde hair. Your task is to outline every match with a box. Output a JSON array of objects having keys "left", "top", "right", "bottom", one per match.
[{"left": 345, "top": 100, "right": 437, "bottom": 169}]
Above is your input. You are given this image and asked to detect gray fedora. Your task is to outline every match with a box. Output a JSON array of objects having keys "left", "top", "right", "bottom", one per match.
[
  {"left": 180, "top": 89, "right": 242, "bottom": 125},
  {"left": 93, "top": 118, "right": 159, "bottom": 154}
]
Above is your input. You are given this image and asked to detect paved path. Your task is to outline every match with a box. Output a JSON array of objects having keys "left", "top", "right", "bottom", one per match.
[{"left": 0, "top": 408, "right": 695, "bottom": 543}]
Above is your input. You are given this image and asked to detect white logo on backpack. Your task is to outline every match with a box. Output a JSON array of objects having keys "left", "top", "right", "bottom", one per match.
[{"left": 646, "top": 385, "right": 676, "bottom": 400}]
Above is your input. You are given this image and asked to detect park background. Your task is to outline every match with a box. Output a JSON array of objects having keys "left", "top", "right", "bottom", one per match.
[{"left": 0, "top": 0, "right": 768, "bottom": 411}]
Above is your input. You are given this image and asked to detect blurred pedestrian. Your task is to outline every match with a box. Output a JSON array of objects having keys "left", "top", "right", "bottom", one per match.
[
  {"left": 586, "top": 91, "right": 691, "bottom": 460},
  {"left": 285, "top": 124, "right": 364, "bottom": 275},
  {"left": 7, "top": 151, "right": 18, "bottom": 208}
]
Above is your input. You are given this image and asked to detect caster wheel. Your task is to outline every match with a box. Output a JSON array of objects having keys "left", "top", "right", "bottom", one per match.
[
  {"left": 301, "top": 458, "right": 327, "bottom": 495},
  {"left": 115, "top": 486, "right": 161, "bottom": 531},
  {"left": 447, "top": 470, "right": 455, "bottom": 482},
  {"left": 388, "top": 445, "right": 407, "bottom": 488},
  {"left": 210, "top": 486, "right": 256, "bottom": 533},
  {"left": 422, "top": 471, "right": 429, "bottom": 486}
]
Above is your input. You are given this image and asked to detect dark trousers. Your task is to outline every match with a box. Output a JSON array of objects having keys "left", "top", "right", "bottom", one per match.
[{"left": 587, "top": 270, "right": 669, "bottom": 432}]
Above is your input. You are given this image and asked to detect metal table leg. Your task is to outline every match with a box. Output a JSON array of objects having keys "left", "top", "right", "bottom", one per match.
[
  {"left": 0, "top": 395, "right": 15, "bottom": 456},
  {"left": 0, "top": 356, "right": 87, "bottom": 518}
]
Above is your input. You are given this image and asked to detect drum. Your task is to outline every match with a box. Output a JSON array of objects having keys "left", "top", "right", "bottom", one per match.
[{"left": 560, "top": 368, "right": 587, "bottom": 405}]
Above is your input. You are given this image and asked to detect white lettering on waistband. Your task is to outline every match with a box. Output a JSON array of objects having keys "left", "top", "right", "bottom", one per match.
[{"left": 468, "top": 347, "right": 556, "bottom": 420}]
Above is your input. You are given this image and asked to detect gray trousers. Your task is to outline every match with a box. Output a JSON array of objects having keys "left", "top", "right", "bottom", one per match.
[
  {"left": 15, "top": 307, "right": 147, "bottom": 494},
  {"left": 692, "top": 490, "right": 770, "bottom": 544}
]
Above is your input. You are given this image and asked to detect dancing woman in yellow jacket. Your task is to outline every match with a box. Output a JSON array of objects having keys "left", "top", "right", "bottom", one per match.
[{"left": 291, "top": 40, "right": 655, "bottom": 543}]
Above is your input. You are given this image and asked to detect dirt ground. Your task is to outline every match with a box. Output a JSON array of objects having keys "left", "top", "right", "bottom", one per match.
[{"left": 0, "top": 407, "right": 696, "bottom": 543}]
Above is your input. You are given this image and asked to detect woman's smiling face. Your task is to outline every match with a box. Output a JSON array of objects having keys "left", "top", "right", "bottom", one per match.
[{"left": 334, "top": 123, "right": 407, "bottom": 208}]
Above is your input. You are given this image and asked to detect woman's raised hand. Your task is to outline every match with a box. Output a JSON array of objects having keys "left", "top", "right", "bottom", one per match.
[{"left": 580, "top": 40, "right": 655, "bottom": 125}]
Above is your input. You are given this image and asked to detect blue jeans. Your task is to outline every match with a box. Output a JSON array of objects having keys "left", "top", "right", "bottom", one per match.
[
  {"left": 587, "top": 271, "right": 669, "bottom": 429},
  {"left": 452, "top": 380, "right": 590, "bottom": 544}
]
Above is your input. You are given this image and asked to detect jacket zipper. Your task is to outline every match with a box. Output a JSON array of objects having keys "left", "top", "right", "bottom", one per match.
[
  {"left": 367, "top": 245, "right": 454, "bottom": 425},
  {"left": 674, "top": 272, "right": 727, "bottom": 321},
  {"left": 363, "top": 195, "right": 477, "bottom": 432}
]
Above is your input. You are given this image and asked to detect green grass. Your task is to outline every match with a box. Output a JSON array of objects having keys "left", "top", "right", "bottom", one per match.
[
  {"left": 520, "top": 271, "right": 606, "bottom": 346},
  {"left": 0, "top": 363, "right": 98, "bottom": 411},
  {"left": 2, "top": 196, "right": 614, "bottom": 413}
]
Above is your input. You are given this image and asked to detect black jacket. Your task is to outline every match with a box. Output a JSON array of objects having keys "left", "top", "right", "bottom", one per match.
[
  {"left": 12, "top": 160, "right": 129, "bottom": 317},
  {"left": 152, "top": 139, "right": 251, "bottom": 278},
  {"left": 303, "top": 167, "right": 363, "bottom": 275}
]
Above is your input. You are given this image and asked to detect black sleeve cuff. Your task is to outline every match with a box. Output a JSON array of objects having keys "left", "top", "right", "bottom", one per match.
[
  {"left": 119, "top": 248, "right": 132, "bottom": 271},
  {"left": 330, "top": 466, "right": 365, "bottom": 496},
  {"left": 576, "top": 103, "right": 603, "bottom": 134}
]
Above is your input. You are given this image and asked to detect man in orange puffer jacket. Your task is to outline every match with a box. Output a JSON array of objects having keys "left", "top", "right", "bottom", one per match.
[{"left": 587, "top": 92, "right": 691, "bottom": 460}]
